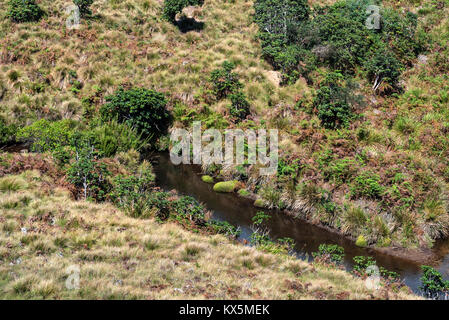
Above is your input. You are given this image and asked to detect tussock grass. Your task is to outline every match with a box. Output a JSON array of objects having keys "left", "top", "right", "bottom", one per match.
[{"left": 0, "top": 173, "right": 418, "bottom": 299}]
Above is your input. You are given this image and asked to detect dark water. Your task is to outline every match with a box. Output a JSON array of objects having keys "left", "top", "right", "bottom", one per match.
[{"left": 151, "top": 152, "right": 449, "bottom": 295}]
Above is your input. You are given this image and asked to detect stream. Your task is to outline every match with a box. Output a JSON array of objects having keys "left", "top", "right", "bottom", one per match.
[{"left": 151, "top": 152, "right": 449, "bottom": 295}]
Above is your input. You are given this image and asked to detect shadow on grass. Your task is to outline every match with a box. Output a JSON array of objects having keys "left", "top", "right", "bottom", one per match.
[{"left": 175, "top": 17, "right": 205, "bottom": 33}]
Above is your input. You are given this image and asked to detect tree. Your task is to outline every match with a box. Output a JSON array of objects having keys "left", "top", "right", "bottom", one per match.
[
  {"left": 163, "top": 0, "right": 204, "bottom": 23},
  {"left": 73, "top": 0, "right": 94, "bottom": 17},
  {"left": 7, "top": 0, "right": 44, "bottom": 23},
  {"left": 100, "top": 87, "right": 171, "bottom": 144}
]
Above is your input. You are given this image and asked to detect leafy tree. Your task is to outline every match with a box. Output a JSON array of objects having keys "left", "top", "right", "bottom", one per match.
[
  {"left": 419, "top": 266, "right": 449, "bottom": 299},
  {"left": 229, "top": 92, "right": 250, "bottom": 121},
  {"left": 100, "top": 87, "right": 171, "bottom": 144},
  {"left": 209, "top": 61, "right": 243, "bottom": 100},
  {"left": 163, "top": 0, "right": 204, "bottom": 23},
  {"left": 0, "top": 117, "right": 16, "bottom": 145},
  {"left": 365, "top": 47, "right": 404, "bottom": 91},
  {"left": 314, "top": 72, "right": 363, "bottom": 129},
  {"left": 7, "top": 0, "right": 44, "bottom": 23},
  {"left": 73, "top": 0, "right": 94, "bottom": 17}
]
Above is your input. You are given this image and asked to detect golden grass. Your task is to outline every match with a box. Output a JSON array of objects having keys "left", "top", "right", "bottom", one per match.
[{"left": 0, "top": 172, "right": 419, "bottom": 299}]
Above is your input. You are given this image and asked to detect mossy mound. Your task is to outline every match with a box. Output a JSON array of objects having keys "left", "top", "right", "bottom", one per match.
[
  {"left": 355, "top": 235, "right": 367, "bottom": 247},
  {"left": 238, "top": 189, "right": 250, "bottom": 197},
  {"left": 254, "top": 199, "right": 266, "bottom": 208},
  {"left": 213, "top": 180, "right": 238, "bottom": 193},
  {"left": 201, "top": 175, "right": 214, "bottom": 184}
]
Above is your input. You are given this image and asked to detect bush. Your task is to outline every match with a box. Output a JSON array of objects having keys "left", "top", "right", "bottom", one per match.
[
  {"left": 88, "top": 120, "right": 149, "bottom": 157},
  {"left": 67, "top": 140, "right": 111, "bottom": 201},
  {"left": 0, "top": 117, "right": 16, "bottom": 145},
  {"left": 163, "top": 0, "right": 204, "bottom": 23},
  {"left": 73, "top": 0, "right": 94, "bottom": 17},
  {"left": 419, "top": 266, "right": 449, "bottom": 299},
  {"left": 314, "top": 72, "right": 362, "bottom": 129},
  {"left": 312, "top": 244, "right": 345, "bottom": 264},
  {"left": 254, "top": 0, "right": 424, "bottom": 88},
  {"left": 228, "top": 92, "right": 250, "bottom": 121},
  {"left": 100, "top": 87, "right": 171, "bottom": 144},
  {"left": 7, "top": 0, "right": 44, "bottom": 23},
  {"left": 350, "top": 171, "right": 385, "bottom": 199},
  {"left": 209, "top": 61, "right": 243, "bottom": 100}
]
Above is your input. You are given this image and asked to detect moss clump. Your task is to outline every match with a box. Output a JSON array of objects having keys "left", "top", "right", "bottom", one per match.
[
  {"left": 213, "top": 181, "right": 238, "bottom": 193},
  {"left": 238, "top": 189, "right": 250, "bottom": 197},
  {"left": 201, "top": 175, "right": 214, "bottom": 184},
  {"left": 355, "top": 235, "right": 367, "bottom": 247},
  {"left": 378, "top": 237, "right": 392, "bottom": 247},
  {"left": 254, "top": 199, "right": 266, "bottom": 208}
]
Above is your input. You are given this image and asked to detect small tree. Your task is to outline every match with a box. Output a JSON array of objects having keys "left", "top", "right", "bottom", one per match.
[
  {"left": 100, "top": 87, "right": 171, "bottom": 145},
  {"left": 7, "top": 0, "right": 44, "bottom": 23},
  {"left": 420, "top": 266, "right": 449, "bottom": 299},
  {"left": 73, "top": 0, "right": 94, "bottom": 17},
  {"left": 228, "top": 92, "right": 251, "bottom": 121},
  {"left": 163, "top": 0, "right": 204, "bottom": 23},
  {"left": 209, "top": 61, "right": 243, "bottom": 100}
]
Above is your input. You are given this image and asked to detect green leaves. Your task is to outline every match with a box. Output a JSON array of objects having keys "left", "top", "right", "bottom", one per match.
[
  {"left": 209, "top": 61, "right": 243, "bottom": 100},
  {"left": 7, "top": 0, "right": 44, "bottom": 23},
  {"left": 101, "top": 87, "right": 171, "bottom": 145},
  {"left": 419, "top": 266, "right": 449, "bottom": 299},
  {"left": 163, "top": 0, "right": 204, "bottom": 23}
]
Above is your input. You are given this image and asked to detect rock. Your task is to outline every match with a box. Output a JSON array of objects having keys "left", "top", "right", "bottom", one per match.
[
  {"left": 265, "top": 71, "right": 282, "bottom": 87},
  {"left": 213, "top": 181, "right": 239, "bottom": 193}
]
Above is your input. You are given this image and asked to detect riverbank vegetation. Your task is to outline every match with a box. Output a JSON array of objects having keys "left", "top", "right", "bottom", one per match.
[{"left": 0, "top": 0, "right": 448, "bottom": 299}]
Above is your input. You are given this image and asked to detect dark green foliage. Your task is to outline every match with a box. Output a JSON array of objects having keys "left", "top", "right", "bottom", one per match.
[
  {"left": 163, "top": 0, "right": 204, "bottom": 23},
  {"left": 314, "top": 72, "right": 363, "bottom": 129},
  {"left": 7, "top": 0, "right": 44, "bottom": 23},
  {"left": 229, "top": 92, "right": 250, "bottom": 121},
  {"left": 419, "top": 266, "right": 449, "bottom": 299},
  {"left": 252, "top": 211, "right": 271, "bottom": 225},
  {"left": 254, "top": 0, "right": 424, "bottom": 88},
  {"left": 67, "top": 140, "right": 111, "bottom": 201},
  {"left": 312, "top": 244, "right": 344, "bottom": 264},
  {"left": 209, "top": 61, "right": 243, "bottom": 100},
  {"left": 173, "top": 196, "right": 207, "bottom": 223},
  {"left": 0, "top": 117, "right": 16, "bottom": 145},
  {"left": 88, "top": 120, "right": 149, "bottom": 157},
  {"left": 350, "top": 171, "right": 385, "bottom": 199},
  {"left": 73, "top": 0, "right": 94, "bottom": 17},
  {"left": 100, "top": 87, "right": 171, "bottom": 144},
  {"left": 209, "top": 220, "right": 241, "bottom": 238}
]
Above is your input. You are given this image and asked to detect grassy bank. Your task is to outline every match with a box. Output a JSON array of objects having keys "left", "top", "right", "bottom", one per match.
[{"left": 0, "top": 165, "right": 418, "bottom": 299}]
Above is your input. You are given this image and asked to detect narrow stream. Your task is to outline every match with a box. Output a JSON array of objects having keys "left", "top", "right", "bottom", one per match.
[{"left": 151, "top": 152, "right": 449, "bottom": 295}]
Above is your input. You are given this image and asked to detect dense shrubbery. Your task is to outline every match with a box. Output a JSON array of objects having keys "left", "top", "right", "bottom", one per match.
[
  {"left": 7, "top": 0, "right": 44, "bottom": 23},
  {"left": 254, "top": 0, "right": 425, "bottom": 88},
  {"left": 0, "top": 117, "right": 16, "bottom": 145},
  {"left": 312, "top": 244, "right": 344, "bottom": 265},
  {"left": 100, "top": 87, "right": 171, "bottom": 144},
  {"left": 229, "top": 92, "right": 251, "bottom": 121},
  {"left": 209, "top": 61, "right": 243, "bottom": 100},
  {"left": 313, "top": 72, "right": 363, "bottom": 129},
  {"left": 419, "top": 266, "right": 449, "bottom": 299},
  {"left": 163, "top": 0, "right": 204, "bottom": 23},
  {"left": 73, "top": 0, "right": 94, "bottom": 17}
]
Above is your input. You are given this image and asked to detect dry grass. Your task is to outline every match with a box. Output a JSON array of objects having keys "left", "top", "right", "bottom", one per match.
[{"left": 0, "top": 171, "right": 418, "bottom": 299}]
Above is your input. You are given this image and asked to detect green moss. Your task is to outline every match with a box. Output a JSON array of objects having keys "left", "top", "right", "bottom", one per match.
[
  {"left": 213, "top": 181, "right": 238, "bottom": 193},
  {"left": 254, "top": 199, "right": 266, "bottom": 208},
  {"left": 238, "top": 189, "right": 250, "bottom": 197},
  {"left": 201, "top": 175, "right": 214, "bottom": 184},
  {"left": 355, "top": 235, "right": 367, "bottom": 247},
  {"left": 378, "top": 237, "right": 392, "bottom": 247}
]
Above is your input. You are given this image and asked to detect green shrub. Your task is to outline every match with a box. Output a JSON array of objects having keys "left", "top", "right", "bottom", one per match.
[
  {"left": 73, "top": 0, "right": 94, "bottom": 17},
  {"left": 163, "top": 0, "right": 204, "bottom": 23},
  {"left": 213, "top": 181, "right": 239, "bottom": 193},
  {"left": 67, "top": 140, "right": 111, "bottom": 201},
  {"left": 208, "top": 220, "right": 241, "bottom": 238},
  {"left": 0, "top": 117, "right": 16, "bottom": 145},
  {"left": 312, "top": 244, "right": 345, "bottom": 264},
  {"left": 7, "top": 0, "right": 44, "bottom": 23},
  {"left": 419, "top": 266, "right": 449, "bottom": 299},
  {"left": 350, "top": 172, "right": 385, "bottom": 199},
  {"left": 228, "top": 92, "right": 250, "bottom": 121},
  {"left": 100, "top": 87, "right": 171, "bottom": 144},
  {"left": 88, "top": 120, "right": 149, "bottom": 157},
  {"left": 209, "top": 61, "right": 243, "bottom": 100},
  {"left": 314, "top": 72, "right": 362, "bottom": 129}
]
